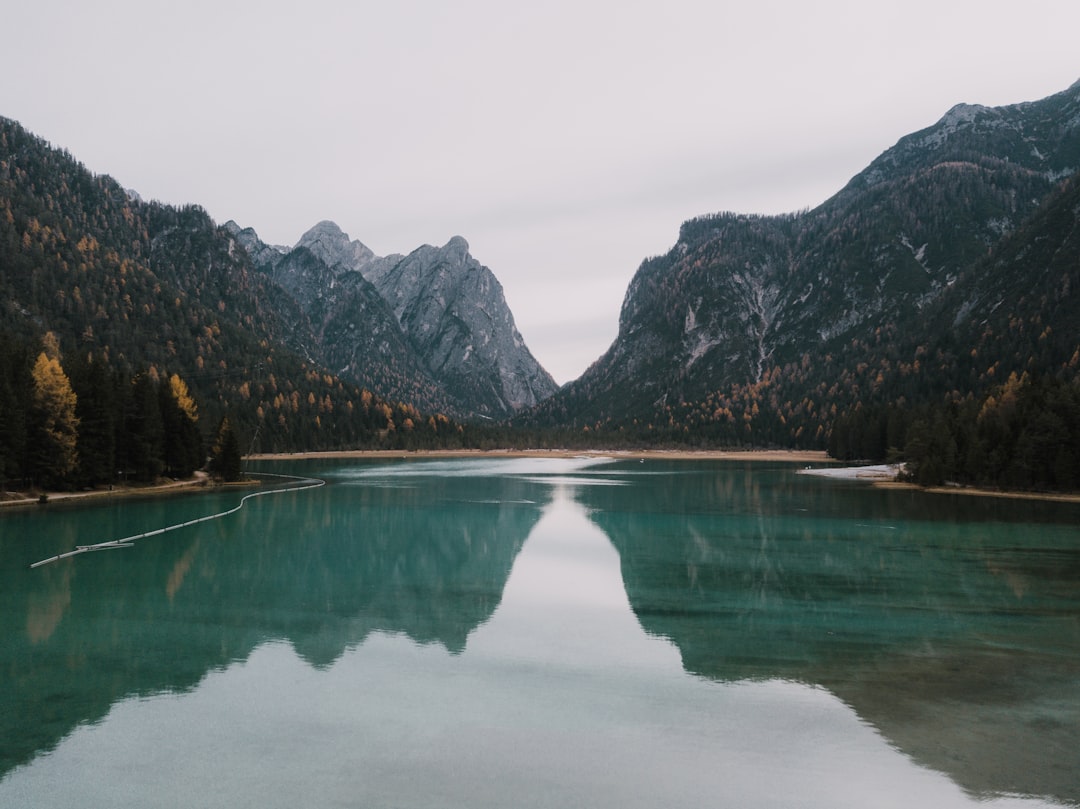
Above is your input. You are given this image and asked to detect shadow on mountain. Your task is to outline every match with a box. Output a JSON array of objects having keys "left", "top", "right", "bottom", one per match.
[
  {"left": 0, "top": 469, "right": 548, "bottom": 778},
  {"left": 572, "top": 460, "right": 1080, "bottom": 805}
]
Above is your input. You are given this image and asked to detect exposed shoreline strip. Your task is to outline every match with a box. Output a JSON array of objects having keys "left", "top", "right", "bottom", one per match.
[
  {"left": 245, "top": 448, "right": 831, "bottom": 463},
  {"left": 799, "top": 463, "right": 1080, "bottom": 504},
  {"left": 11, "top": 448, "right": 1080, "bottom": 519}
]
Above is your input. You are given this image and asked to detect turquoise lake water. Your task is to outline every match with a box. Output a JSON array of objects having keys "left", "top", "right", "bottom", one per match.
[{"left": 2, "top": 456, "right": 1078, "bottom": 807}]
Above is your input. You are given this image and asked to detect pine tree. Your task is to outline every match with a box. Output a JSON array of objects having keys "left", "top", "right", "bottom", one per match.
[
  {"left": 0, "top": 340, "right": 31, "bottom": 487},
  {"left": 69, "top": 353, "right": 117, "bottom": 486},
  {"left": 160, "top": 374, "right": 202, "bottom": 478},
  {"left": 210, "top": 417, "right": 242, "bottom": 482},
  {"left": 119, "top": 373, "right": 165, "bottom": 482}
]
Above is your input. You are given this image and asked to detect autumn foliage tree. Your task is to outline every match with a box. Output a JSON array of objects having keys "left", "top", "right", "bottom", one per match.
[
  {"left": 160, "top": 373, "right": 202, "bottom": 478},
  {"left": 28, "top": 335, "right": 80, "bottom": 487}
]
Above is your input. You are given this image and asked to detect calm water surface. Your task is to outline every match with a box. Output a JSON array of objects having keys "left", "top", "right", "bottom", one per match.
[{"left": 1, "top": 457, "right": 1078, "bottom": 808}]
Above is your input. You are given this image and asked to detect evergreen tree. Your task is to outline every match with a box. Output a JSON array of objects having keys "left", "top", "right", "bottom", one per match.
[
  {"left": 160, "top": 374, "right": 202, "bottom": 478},
  {"left": 210, "top": 417, "right": 242, "bottom": 482},
  {"left": 0, "top": 340, "right": 31, "bottom": 487},
  {"left": 119, "top": 373, "right": 165, "bottom": 482},
  {"left": 69, "top": 353, "right": 117, "bottom": 486}
]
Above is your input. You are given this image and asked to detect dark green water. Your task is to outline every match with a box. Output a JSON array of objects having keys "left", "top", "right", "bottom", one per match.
[{"left": 1, "top": 457, "right": 1078, "bottom": 807}]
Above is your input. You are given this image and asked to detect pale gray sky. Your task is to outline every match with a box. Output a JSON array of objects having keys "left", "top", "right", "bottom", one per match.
[{"left": 2, "top": 1, "right": 1078, "bottom": 383}]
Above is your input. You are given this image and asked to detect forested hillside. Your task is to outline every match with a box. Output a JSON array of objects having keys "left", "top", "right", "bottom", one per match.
[
  {"left": 0, "top": 117, "right": 470, "bottom": 489},
  {"left": 516, "top": 172, "right": 1080, "bottom": 489},
  {"left": 516, "top": 82, "right": 1080, "bottom": 490}
]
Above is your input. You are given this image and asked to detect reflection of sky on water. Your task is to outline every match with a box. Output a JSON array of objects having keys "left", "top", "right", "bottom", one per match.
[
  {"left": 3, "top": 483, "right": 1067, "bottom": 809},
  {"left": 327, "top": 454, "right": 619, "bottom": 483}
]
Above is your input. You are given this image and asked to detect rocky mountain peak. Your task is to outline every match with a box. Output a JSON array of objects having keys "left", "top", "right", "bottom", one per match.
[
  {"left": 295, "top": 220, "right": 375, "bottom": 274},
  {"left": 223, "top": 219, "right": 289, "bottom": 266},
  {"left": 364, "top": 238, "right": 558, "bottom": 415},
  {"left": 443, "top": 235, "right": 470, "bottom": 262},
  {"left": 230, "top": 217, "right": 558, "bottom": 419},
  {"left": 937, "top": 102, "right": 990, "bottom": 129}
]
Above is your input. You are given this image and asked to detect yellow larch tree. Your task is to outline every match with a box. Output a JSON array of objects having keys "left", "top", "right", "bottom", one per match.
[{"left": 30, "top": 348, "right": 80, "bottom": 485}]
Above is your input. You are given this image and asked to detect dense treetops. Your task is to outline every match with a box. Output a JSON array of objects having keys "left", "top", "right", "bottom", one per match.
[
  {"left": 0, "top": 330, "right": 475, "bottom": 491},
  {"left": 0, "top": 118, "right": 475, "bottom": 490}
]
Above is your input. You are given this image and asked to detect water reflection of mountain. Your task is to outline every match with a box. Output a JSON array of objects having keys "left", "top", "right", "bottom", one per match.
[
  {"left": 574, "top": 461, "right": 1080, "bottom": 805},
  {"left": 1, "top": 471, "right": 546, "bottom": 778}
]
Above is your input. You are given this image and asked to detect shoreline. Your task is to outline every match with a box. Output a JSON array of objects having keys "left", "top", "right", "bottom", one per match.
[
  {"left": 245, "top": 448, "right": 831, "bottom": 463},
  {"left": 5, "top": 450, "right": 1079, "bottom": 509},
  {"left": 0, "top": 472, "right": 213, "bottom": 511},
  {"left": 803, "top": 463, "right": 1080, "bottom": 504},
  {"left": 873, "top": 479, "right": 1080, "bottom": 504},
  {"left": 0, "top": 450, "right": 827, "bottom": 512}
]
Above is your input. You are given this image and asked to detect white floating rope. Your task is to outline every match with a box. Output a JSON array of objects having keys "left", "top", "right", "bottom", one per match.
[{"left": 29, "top": 473, "right": 325, "bottom": 569}]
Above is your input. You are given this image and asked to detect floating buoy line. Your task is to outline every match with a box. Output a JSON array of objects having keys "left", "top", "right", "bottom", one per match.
[{"left": 29, "top": 472, "right": 325, "bottom": 569}]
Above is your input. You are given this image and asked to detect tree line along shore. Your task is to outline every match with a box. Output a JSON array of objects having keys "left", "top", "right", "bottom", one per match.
[
  {"left": 3, "top": 329, "right": 1079, "bottom": 506},
  {"left": 6, "top": 448, "right": 1080, "bottom": 511}
]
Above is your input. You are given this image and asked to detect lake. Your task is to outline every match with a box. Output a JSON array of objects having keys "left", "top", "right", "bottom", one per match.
[{"left": 2, "top": 456, "right": 1078, "bottom": 808}]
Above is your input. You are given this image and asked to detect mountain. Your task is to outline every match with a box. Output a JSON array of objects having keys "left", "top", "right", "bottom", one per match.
[
  {"left": 523, "top": 80, "right": 1080, "bottom": 447},
  {"left": 0, "top": 117, "right": 472, "bottom": 462},
  {"left": 223, "top": 220, "right": 457, "bottom": 417},
  {"left": 293, "top": 218, "right": 380, "bottom": 273},
  {"left": 232, "top": 221, "right": 558, "bottom": 420},
  {"left": 5, "top": 78, "right": 1079, "bottom": 467},
  {"left": 363, "top": 235, "right": 558, "bottom": 415},
  {"left": 1, "top": 112, "right": 554, "bottom": 467}
]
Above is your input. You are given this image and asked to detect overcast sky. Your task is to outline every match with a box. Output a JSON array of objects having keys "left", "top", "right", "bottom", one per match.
[{"left": 2, "top": 1, "right": 1078, "bottom": 383}]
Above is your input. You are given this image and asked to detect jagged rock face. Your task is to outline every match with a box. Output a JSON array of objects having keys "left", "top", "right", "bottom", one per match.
[
  {"left": 226, "top": 220, "right": 457, "bottom": 415},
  {"left": 226, "top": 221, "right": 288, "bottom": 268},
  {"left": 365, "top": 237, "right": 558, "bottom": 416},
  {"left": 294, "top": 220, "right": 377, "bottom": 275},
  {"left": 229, "top": 223, "right": 557, "bottom": 419},
  {"left": 610, "top": 216, "right": 794, "bottom": 410},
  {"left": 530, "top": 80, "right": 1080, "bottom": 426}
]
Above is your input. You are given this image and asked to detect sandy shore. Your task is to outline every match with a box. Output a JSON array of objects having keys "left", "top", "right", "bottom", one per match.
[
  {"left": 6, "top": 451, "right": 1078, "bottom": 508},
  {"left": 246, "top": 447, "right": 831, "bottom": 463},
  {"left": 800, "top": 463, "right": 1080, "bottom": 504},
  {"left": 0, "top": 472, "right": 213, "bottom": 511},
  {"left": 1, "top": 450, "right": 825, "bottom": 512},
  {"left": 874, "top": 479, "right": 1080, "bottom": 504}
]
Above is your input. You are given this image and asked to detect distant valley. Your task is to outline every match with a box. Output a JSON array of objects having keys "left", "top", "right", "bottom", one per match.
[{"left": 2, "top": 79, "right": 1079, "bottom": 490}]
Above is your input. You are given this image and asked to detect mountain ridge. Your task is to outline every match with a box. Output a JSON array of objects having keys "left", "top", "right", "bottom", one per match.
[
  {"left": 228, "top": 221, "right": 559, "bottom": 419},
  {"left": 520, "top": 79, "right": 1080, "bottom": 446},
  {"left": 4, "top": 78, "right": 1080, "bottom": 464},
  {"left": 0, "top": 117, "right": 470, "bottom": 461}
]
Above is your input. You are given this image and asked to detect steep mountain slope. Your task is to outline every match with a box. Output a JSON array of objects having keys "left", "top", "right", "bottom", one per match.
[
  {"left": 224, "top": 221, "right": 457, "bottom": 416},
  {"left": 524, "top": 80, "right": 1080, "bottom": 440},
  {"left": 235, "top": 222, "right": 558, "bottom": 419},
  {"left": 927, "top": 169, "right": 1080, "bottom": 378},
  {"left": 0, "top": 117, "right": 464, "bottom": 455},
  {"left": 0, "top": 116, "right": 300, "bottom": 380},
  {"left": 2, "top": 110, "right": 552, "bottom": 444},
  {"left": 365, "top": 236, "right": 559, "bottom": 416}
]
